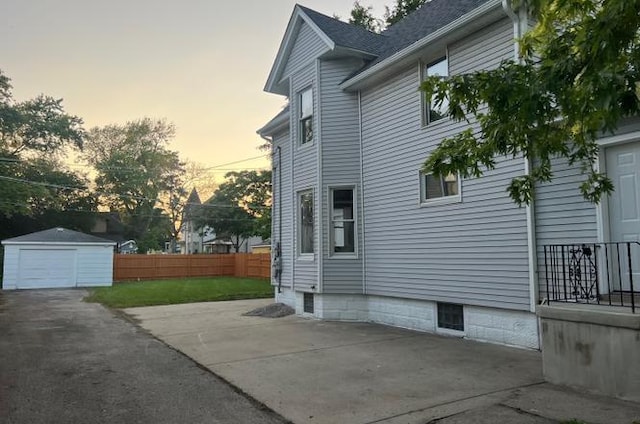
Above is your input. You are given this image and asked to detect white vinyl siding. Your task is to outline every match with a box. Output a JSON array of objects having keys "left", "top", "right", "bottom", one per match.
[
  {"left": 360, "top": 17, "right": 531, "bottom": 310},
  {"left": 291, "top": 62, "right": 319, "bottom": 291},
  {"left": 320, "top": 58, "right": 364, "bottom": 294},
  {"left": 282, "top": 22, "right": 330, "bottom": 79}
]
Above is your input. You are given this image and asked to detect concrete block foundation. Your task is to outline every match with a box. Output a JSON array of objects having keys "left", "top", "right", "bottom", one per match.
[{"left": 276, "top": 288, "right": 539, "bottom": 350}]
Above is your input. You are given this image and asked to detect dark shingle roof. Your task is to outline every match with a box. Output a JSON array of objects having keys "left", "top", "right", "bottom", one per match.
[
  {"left": 297, "top": 5, "right": 388, "bottom": 56},
  {"left": 297, "top": 0, "right": 492, "bottom": 78},
  {"left": 3, "top": 228, "right": 116, "bottom": 244},
  {"left": 366, "top": 0, "right": 490, "bottom": 70}
]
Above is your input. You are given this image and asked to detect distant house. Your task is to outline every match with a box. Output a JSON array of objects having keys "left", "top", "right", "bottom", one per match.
[
  {"left": 181, "top": 188, "right": 204, "bottom": 254},
  {"left": 90, "top": 212, "right": 125, "bottom": 245},
  {"left": 118, "top": 239, "right": 138, "bottom": 254}
]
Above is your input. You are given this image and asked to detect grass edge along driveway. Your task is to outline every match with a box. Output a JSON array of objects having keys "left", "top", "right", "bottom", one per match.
[{"left": 85, "top": 277, "right": 273, "bottom": 308}]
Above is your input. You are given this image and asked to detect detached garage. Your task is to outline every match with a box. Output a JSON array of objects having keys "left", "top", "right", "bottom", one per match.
[{"left": 2, "top": 227, "right": 116, "bottom": 290}]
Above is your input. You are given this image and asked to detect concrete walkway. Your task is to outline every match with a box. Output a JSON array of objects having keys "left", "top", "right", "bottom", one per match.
[{"left": 126, "top": 299, "right": 640, "bottom": 424}]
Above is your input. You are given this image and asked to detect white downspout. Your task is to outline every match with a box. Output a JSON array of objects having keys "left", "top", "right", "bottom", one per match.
[{"left": 503, "top": 0, "right": 538, "bottom": 313}]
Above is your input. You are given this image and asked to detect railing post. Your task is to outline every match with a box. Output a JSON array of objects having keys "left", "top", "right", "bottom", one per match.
[
  {"left": 593, "top": 243, "right": 600, "bottom": 305},
  {"left": 627, "top": 243, "right": 635, "bottom": 313},
  {"left": 544, "top": 246, "right": 549, "bottom": 304},
  {"left": 561, "top": 245, "right": 567, "bottom": 301}
]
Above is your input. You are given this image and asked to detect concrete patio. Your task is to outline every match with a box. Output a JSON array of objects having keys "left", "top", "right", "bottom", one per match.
[{"left": 125, "top": 299, "right": 640, "bottom": 424}]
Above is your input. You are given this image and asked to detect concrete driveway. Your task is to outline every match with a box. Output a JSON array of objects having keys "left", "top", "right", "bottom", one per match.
[
  {"left": 0, "top": 290, "right": 286, "bottom": 424},
  {"left": 125, "top": 299, "right": 640, "bottom": 424}
]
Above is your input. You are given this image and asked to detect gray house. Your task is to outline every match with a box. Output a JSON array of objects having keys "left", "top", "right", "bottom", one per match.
[{"left": 258, "top": 0, "right": 640, "bottom": 367}]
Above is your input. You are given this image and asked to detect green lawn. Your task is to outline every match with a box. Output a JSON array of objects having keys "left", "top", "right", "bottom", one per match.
[{"left": 85, "top": 277, "right": 273, "bottom": 308}]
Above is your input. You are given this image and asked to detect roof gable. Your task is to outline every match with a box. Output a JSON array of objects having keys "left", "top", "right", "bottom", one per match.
[
  {"left": 2, "top": 227, "right": 116, "bottom": 245},
  {"left": 264, "top": 4, "right": 386, "bottom": 95}
]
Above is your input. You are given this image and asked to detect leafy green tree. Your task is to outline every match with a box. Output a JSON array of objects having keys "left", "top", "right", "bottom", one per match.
[
  {"left": 420, "top": 0, "right": 640, "bottom": 206},
  {"left": 0, "top": 69, "right": 94, "bottom": 237},
  {"left": 384, "top": 0, "right": 427, "bottom": 27},
  {"left": 83, "top": 118, "right": 185, "bottom": 247},
  {"left": 0, "top": 158, "right": 97, "bottom": 239},
  {"left": 349, "top": 1, "right": 382, "bottom": 33},
  {"left": 0, "top": 70, "right": 84, "bottom": 159}
]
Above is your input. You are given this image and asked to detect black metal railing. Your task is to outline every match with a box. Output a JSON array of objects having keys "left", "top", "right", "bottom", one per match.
[{"left": 543, "top": 242, "right": 640, "bottom": 313}]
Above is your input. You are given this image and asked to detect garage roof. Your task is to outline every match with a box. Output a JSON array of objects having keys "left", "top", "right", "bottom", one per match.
[{"left": 2, "top": 227, "right": 117, "bottom": 245}]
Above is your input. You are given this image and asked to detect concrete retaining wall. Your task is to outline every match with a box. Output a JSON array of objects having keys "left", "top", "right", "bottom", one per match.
[{"left": 537, "top": 304, "right": 640, "bottom": 402}]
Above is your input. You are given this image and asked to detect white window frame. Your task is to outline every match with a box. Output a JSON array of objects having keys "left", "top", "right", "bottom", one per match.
[
  {"left": 297, "top": 189, "right": 314, "bottom": 258},
  {"left": 419, "top": 171, "right": 462, "bottom": 206},
  {"left": 421, "top": 54, "right": 449, "bottom": 127},
  {"left": 298, "top": 87, "right": 314, "bottom": 146},
  {"left": 328, "top": 186, "right": 357, "bottom": 258}
]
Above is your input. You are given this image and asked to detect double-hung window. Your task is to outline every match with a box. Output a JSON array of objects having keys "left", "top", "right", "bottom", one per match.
[
  {"left": 299, "top": 88, "right": 313, "bottom": 145},
  {"left": 420, "top": 172, "right": 460, "bottom": 204},
  {"left": 298, "top": 190, "right": 314, "bottom": 255},
  {"left": 423, "top": 56, "right": 449, "bottom": 125},
  {"left": 330, "top": 188, "right": 355, "bottom": 255}
]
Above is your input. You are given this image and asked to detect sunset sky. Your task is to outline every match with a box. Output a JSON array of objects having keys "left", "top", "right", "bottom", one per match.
[{"left": 1, "top": 0, "right": 388, "bottom": 179}]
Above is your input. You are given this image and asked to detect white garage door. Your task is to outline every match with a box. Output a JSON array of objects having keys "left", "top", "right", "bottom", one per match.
[{"left": 17, "top": 249, "right": 77, "bottom": 289}]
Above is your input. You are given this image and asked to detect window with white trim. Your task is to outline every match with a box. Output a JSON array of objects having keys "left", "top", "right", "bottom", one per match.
[
  {"left": 420, "top": 172, "right": 460, "bottom": 203},
  {"left": 299, "top": 88, "right": 313, "bottom": 145},
  {"left": 298, "top": 190, "right": 314, "bottom": 254},
  {"left": 423, "top": 56, "right": 449, "bottom": 125},
  {"left": 330, "top": 188, "right": 355, "bottom": 254}
]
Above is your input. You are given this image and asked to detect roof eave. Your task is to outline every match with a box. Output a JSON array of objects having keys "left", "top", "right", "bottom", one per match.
[
  {"left": 257, "top": 110, "right": 290, "bottom": 137},
  {"left": 340, "top": 0, "right": 504, "bottom": 91},
  {"left": 1, "top": 241, "right": 117, "bottom": 246}
]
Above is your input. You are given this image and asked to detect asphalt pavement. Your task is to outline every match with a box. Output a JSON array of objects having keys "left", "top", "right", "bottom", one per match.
[{"left": 0, "top": 290, "right": 287, "bottom": 424}]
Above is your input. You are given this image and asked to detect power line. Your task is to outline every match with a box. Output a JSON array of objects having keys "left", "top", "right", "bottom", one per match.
[
  {"left": 0, "top": 176, "right": 269, "bottom": 210},
  {"left": 0, "top": 201, "right": 260, "bottom": 221},
  {"left": 0, "top": 153, "right": 271, "bottom": 173}
]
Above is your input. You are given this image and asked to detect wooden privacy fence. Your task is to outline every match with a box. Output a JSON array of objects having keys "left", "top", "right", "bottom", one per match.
[{"left": 113, "top": 253, "right": 271, "bottom": 282}]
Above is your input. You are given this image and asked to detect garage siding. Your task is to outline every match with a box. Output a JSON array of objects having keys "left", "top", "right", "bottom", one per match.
[
  {"left": 76, "top": 245, "right": 115, "bottom": 286},
  {"left": 2, "top": 245, "right": 19, "bottom": 289}
]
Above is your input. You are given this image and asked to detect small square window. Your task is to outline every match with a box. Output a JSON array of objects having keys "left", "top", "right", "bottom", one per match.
[
  {"left": 299, "top": 88, "right": 313, "bottom": 145},
  {"left": 437, "top": 303, "right": 464, "bottom": 331},
  {"left": 420, "top": 172, "right": 460, "bottom": 203},
  {"left": 423, "top": 56, "right": 449, "bottom": 125},
  {"left": 303, "top": 292, "right": 314, "bottom": 313}
]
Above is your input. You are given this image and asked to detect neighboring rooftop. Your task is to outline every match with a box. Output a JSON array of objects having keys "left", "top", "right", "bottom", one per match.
[
  {"left": 2, "top": 227, "right": 116, "bottom": 244},
  {"left": 184, "top": 188, "right": 202, "bottom": 220}
]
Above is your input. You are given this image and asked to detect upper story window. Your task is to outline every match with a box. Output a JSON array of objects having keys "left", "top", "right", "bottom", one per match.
[
  {"left": 299, "top": 88, "right": 313, "bottom": 145},
  {"left": 298, "top": 190, "right": 314, "bottom": 255},
  {"left": 420, "top": 172, "right": 460, "bottom": 205},
  {"left": 423, "top": 56, "right": 449, "bottom": 125},
  {"left": 330, "top": 188, "right": 356, "bottom": 255}
]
